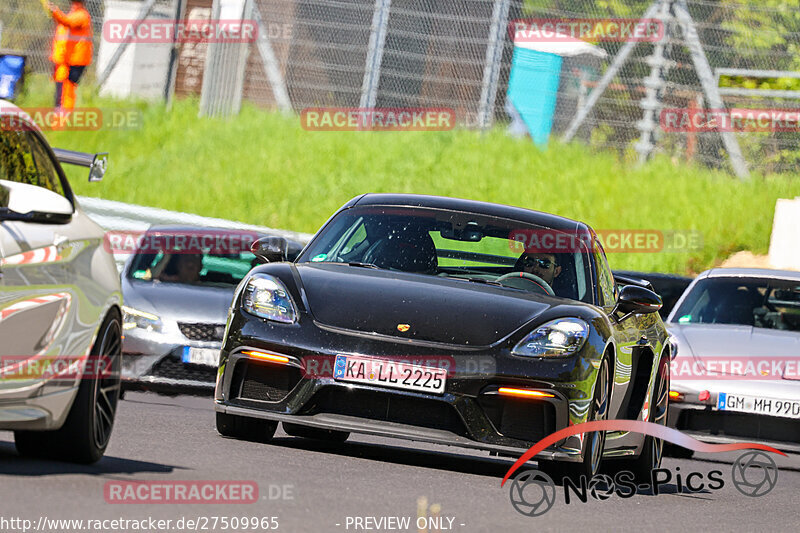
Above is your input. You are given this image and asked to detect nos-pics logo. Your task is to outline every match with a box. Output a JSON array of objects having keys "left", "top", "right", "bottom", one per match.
[{"left": 502, "top": 420, "right": 783, "bottom": 516}]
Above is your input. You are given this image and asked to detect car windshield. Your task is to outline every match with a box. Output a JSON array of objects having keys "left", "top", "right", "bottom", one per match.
[
  {"left": 297, "top": 205, "right": 594, "bottom": 302},
  {"left": 671, "top": 277, "right": 800, "bottom": 331},
  {"left": 127, "top": 249, "right": 256, "bottom": 287}
]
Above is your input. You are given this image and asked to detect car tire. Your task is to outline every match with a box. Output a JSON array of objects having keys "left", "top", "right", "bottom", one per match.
[
  {"left": 283, "top": 423, "right": 350, "bottom": 443},
  {"left": 216, "top": 412, "right": 278, "bottom": 443},
  {"left": 537, "top": 355, "right": 612, "bottom": 484},
  {"left": 607, "top": 353, "right": 670, "bottom": 482},
  {"left": 15, "top": 310, "right": 123, "bottom": 464},
  {"left": 663, "top": 442, "right": 694, "bottom": 459}
]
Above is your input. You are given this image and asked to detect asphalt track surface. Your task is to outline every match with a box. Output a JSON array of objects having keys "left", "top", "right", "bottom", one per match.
[{"left": 1, "top": 392, "right": 797, "bottom": 533}]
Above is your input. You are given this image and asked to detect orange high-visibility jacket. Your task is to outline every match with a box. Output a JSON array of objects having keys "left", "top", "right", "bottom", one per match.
[
  {"left": 50, "top": 23, "right": 69, "bottom": 64},
  {"left": 51, "top": 4, "right": 93, "bottom": 67}
]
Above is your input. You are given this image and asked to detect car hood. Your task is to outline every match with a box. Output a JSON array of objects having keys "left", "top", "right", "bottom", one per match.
[
  {"left": 123, "top": 279, "right": 235, "bottom": 324},
  {"left": 294, "top": 264, "right": 554, "bottom": 346},
  {"left": 668, "top": 323, "right": 800, "bottom": 377}
]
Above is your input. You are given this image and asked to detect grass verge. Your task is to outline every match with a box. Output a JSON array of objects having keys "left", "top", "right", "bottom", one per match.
[{"left": 16, "top": 75, "right": 799, "bottom": 274}]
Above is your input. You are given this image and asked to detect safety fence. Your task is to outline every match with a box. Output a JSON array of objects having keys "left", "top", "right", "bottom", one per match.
[{"left": 1, "top": 0, "right": 798, "bottom": 176}]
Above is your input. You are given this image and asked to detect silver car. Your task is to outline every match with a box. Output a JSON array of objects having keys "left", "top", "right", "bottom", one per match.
[
  {"left": 121, "top": 225, "right": 302, "bottom": 394},
  {"left": 0, "top": 101, "right": 122, "bottom": 463},
  {"left": 667, "top": 268, "right": 800, "bottom": 453}
]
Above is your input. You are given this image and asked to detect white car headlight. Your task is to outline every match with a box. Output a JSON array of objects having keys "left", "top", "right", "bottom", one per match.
[
  {"left": 122, "top": 305, "right": 163, "bottom": 332},
  {"left": 512, "top": 318, "right": 590, "bottom": 357},
  {"left": 241, "top": 274, "right": 297, "bottom": 324}
]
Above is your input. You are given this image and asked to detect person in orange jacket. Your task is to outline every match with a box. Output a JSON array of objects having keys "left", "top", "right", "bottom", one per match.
[
  {"left": 48, "top": 0, "right": 93, "bottom": 110},
  {"left": 50, "top": 23, "right": 70, "bottom": 91}
]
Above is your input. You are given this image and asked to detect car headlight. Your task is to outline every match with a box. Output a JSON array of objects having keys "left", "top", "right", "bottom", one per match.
[
  {"left": 122, "top": 305, "right": 162, "bottom": 332},
  {"left": 241, "top": 274, "right": 297, "bottom": 324},
  {"left": 512, "top": 318, "right": 590, "bottom": 357}
]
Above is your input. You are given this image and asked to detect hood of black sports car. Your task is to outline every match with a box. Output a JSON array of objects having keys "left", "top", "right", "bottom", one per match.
[{"left": 295, "top": 264, "right": 554, "bottom": 346}]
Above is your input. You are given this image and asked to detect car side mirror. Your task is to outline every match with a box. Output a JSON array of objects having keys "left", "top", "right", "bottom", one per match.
[
  {"left": 251, "top": 236, "right": 289, "bottom": 263},
  {"left": 0, "top": 180, "right": 73, "bottom": 224},
  {"left": 52, "top": 148, "right": 108, "bottom": 182},
  {"left": 88, "top": 153, "right": 108, "bottom": 182},
  {"left": 613, "top": 285, "right": 662, "bottom": 322}
]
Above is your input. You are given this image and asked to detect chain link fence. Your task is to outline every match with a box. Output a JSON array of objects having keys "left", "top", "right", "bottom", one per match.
[{"left": 1, "top": 0, "right": 797, "bottom": 175}]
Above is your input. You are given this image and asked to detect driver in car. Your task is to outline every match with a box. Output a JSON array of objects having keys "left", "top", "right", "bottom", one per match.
[
  {"left": 158, "top": 253, "right": 203, "bottom": 284},
  {"left": 516, "top": 252, "right": 562, "bottom": 289}
]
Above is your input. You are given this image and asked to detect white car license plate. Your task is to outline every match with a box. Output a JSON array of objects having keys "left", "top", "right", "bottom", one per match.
[
  {"left": 717, "top": 392, "right": 800, "bottom": 419},
  {"left": 181, "top": 346, "right": 219, "bottom": 367},
  {"left": 333, "top": 355, "right": 446, "bottom": 394}
]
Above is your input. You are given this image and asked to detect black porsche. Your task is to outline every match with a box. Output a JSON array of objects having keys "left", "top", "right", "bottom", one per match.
[{"left": 214, "top": 194, "right": 671, "bottom": 480}]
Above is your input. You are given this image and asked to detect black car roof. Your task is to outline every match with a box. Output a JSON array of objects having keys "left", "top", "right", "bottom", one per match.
[{"left": 348, "top": 193, "right": 587, "bottom": 233}]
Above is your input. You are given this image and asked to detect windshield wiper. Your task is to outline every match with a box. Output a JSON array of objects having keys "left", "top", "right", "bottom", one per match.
[
  {"left": 321, "top": 261, "right": 382, "bottom": 270},
  {"left": 346, "top": 261, "right": 381, "bottom": 269},
  {"left": 440, "top": 275, "right": 503, "bottom": 286}
]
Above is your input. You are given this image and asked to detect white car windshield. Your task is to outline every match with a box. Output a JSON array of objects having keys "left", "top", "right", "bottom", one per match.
[{"left": 672, "top": 277, "right": 800, "bottom": 331}]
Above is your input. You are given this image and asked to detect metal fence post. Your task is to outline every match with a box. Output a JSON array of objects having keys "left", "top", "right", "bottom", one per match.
[
  {"left": 251, "top": 1, "right": 292, "bottom": 113},
  {"left": 635, "top": 0, "right": 672, "bottom": 163},
  {"left": 359, "top": 0, "right": 391, "bottom": 110},
  {"left": 674, "top": 0, "right": 749, "bottom": 179},
  {"left": 199, "top": 0, "right": 223, "bottom": 116},
  {"left": 477, "top": 0, "right": 511, "bottom": 130},
  {"left": 562, "top": 0, "right": 661, "bottom": 142},
  {"left": 163, "top": 0, "right": 185, "bottom": 107}
]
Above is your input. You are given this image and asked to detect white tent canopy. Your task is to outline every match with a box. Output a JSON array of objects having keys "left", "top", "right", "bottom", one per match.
[{"left": 513, "top": 30, "right": 608, "bottom": 58}]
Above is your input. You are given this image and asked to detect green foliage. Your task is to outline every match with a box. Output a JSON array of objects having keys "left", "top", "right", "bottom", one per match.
[{"left": 17, "top": 75, "right": 799, "bottom": 276}]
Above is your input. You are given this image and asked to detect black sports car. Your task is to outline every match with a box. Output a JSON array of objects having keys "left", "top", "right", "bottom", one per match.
[
  {"left": 214, "top": 194, "right": 671, "bottom": 480},
  {"left": 613, "top": 270, "right": 694, "bottom": 320}
]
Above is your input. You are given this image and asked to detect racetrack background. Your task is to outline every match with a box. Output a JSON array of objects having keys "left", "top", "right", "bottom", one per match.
[{"left": 25, "top": 86, "right": 793, "bottom": 276}]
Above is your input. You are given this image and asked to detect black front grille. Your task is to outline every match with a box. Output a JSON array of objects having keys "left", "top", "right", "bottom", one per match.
[
  {"left": 231, "top": 361, "right": 302, "bottom": 402},
  {"left": 478, "top": 395, "right": 556, "bottom": 443},
  {"left": 179, "top": 322, "right": 225, "bottom": 342},
  {"left": 149, "top": 357, "right": 217, "bottom": 383},
  {"left": 304, "top": 388, "right": 468, "bottom": 436}
]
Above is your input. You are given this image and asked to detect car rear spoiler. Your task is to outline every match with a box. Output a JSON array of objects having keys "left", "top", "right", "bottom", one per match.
[
  {"left": 52, "top": 148, "right": 108, "bottom": 182},
  {"left": 613, "top": 273, "right": 654, "bottom": 292}
]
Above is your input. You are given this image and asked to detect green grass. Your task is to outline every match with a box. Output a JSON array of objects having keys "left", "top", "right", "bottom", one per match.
[{"left": 17, "top": 75, "right": 799, "bottom": 275}]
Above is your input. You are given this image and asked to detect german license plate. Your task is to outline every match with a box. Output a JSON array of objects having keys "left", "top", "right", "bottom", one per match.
[
  {"left": 181, "top": 346, "right": 219, "bottom": 367},
  {"left": 717, "top": 392, "right": 800, "bottom": 419},
  {"left": 333, "top": 355, "right": 446, "bottom": 394}
]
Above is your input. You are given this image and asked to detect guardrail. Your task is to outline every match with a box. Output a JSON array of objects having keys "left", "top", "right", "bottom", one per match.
[
  {"left": 78, "top": 196, "right": 313, "bottom": 271},
  {"left": 78, "top": 196, "right": 313, "bottom": 243}
]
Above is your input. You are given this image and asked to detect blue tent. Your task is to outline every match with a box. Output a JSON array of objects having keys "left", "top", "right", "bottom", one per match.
[
  {"left": 506, "top": 33, "right": 606, "bottom": 145},
  {"left": 0, "top": 54, "right": 26, "bottom": 100}
]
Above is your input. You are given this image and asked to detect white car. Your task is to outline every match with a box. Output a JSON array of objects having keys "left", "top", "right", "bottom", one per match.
[
  {"left": 667, "top": 268, "right": 800, "bottom": 453},
  {"left": 0, "top": 101, "right": 122, "bottom": 463}
]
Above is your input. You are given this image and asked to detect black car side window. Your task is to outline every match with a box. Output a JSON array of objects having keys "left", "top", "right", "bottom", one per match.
[
  {"left": 26, "top": 132, "right": 66, "bottom": 198},
  {"left": 0, "top": 130, "right": 38, "bottom": 188},
  {"left": 0, "top": 130, "right": 65, "bottom": 198},
  {"left": 594, "top": 247, "right": 616, "bottom": 307}
]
